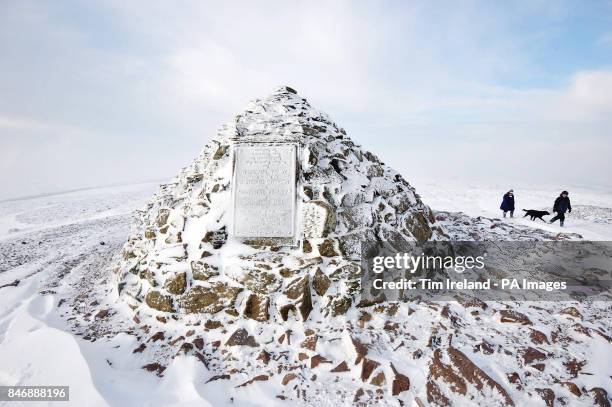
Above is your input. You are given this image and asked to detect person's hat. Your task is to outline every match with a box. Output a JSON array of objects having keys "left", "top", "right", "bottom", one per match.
[{"left": 562, "top": 190, "right": 569, "bottom": 195}]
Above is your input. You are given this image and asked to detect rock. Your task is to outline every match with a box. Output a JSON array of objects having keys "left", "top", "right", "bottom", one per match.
[
  {"left": 588, "top": 388, "right": 611, "bottom": 407},
  {"left": 447, "top": 347, "right": 514, "bottom": 405},
  {"left": 164, "top": 272, "right": 187, "bottom": 295},
  {"left": 145, "top": 290, "right": 174, "bottom": 312},
  {"left": 300, "top": 335, "right": 318, "bottom": 351},
  {"left": 402, "top": 211, "right": 433, "bottom": 242},
  {"left": 563, "top": 359, "right": 586, "bottom": 378},
  {"left": 164, "top": 231, "right": 182, "bottom": 244},
  {"left": 213, "top": 145, "right": 229, "bottom": 160},
  {"left": 370, "top": 371, "right": 385, "bottom": 386},
  {"left": 310, "top": 355, "right": 332, "bottom": 369},
  {"left": 360, "top": 358, "right": 380, "bottom": 381},
  {"left": 178, "top": 342, "right": 193, "bottom": 354},
  {"left": 572, "top": 323, "right": 592, "bottom": 337},
  {"left": 560, "top": 381, "right": 581, "bottom": 397},
  {"left": 201, "top": 227, "right": 227, "bottom": 249},
  {"left": 132, "top": 343, "right": 146, "bottom": 353},
  {"left": 560, "top": 306, "right": 583, "bottom": 320},
  {"left": 281, "top": 276, "right": 313, "bottom": 321},
  {"left": 318, "top": 239, "right": 339, "bottom": 257},
  {"left": 380, "top": 228, "right": 416, "bottom": 254},
  {"left": 353, "top": 388, "right": 366, "bottom": 404},
  {"left": 325, "top": 296, "right": 352, "bottom": 316},
  {"left": 192, "top": 338, "right": 204, "bottom": 350},
  {"left": 282, "top": 373, "right": 298, "bottom": 386},
  {"left": 390, "top": 364, "right": 410, "bottom": 396},
  {"left": 456, "top": 296, "right": 488, "bottom": 310},
  {"left": 535, "top": 388, "right": 555, "bottom": 407},
  {"left": 243, "top": 293, "right": 270, "bottom": 322},
  {"left": 427, "top": 380, "right": 451, "bottom": 407},
  {"left": 521, "top": 347, "right": 547, "bottom": 364},
  {"left": 179, "top": 283, "right": 242, "bottom": 313},
  {"left": 236, "top": 375, "right": 268, "bottom": 388},
  {"left": 529, "top": 329, "right": 550, "bottom": 345},
  {"left": 241, "top": 270, "right": 280, "bottom": 294},
  {"left": 204, "top": 320, "right": 222, "bottom": 329},
  {"left": 156, "top": 209, "right": 170, "bottom": 227},
  {"left": 142, "top": 363, "right": 166, "bottom": 376},
  {"left": 169, "top": 336, "right": 185, "bottom": 346},
  {"left": 312, "top": 268, "right": 331, "bottom": 296},
  {"left": 302, "top": 200, "right": 336, "bottom": 238},
  {"left": 95, "top": 309, "right": 110, "bottom": 319},
  {"left": 149, "top": 332, "right": 165, "bottom": 342},
  {"left": 303, "top": 240, "right": 312, "bottom": 254},
  {"left": 226, "top": 328, "right": 259, "bottom": 347},
  {"left": 190, "top": 261, "right": 219, "bottom": 281},
  {"left": 475, "top": 340, "right": 494, "bottom": 355},
  {"left": 304, "top": 167, "right": 343, "bottom": 184},
  {"left": 192, "top": 351, "right": 210, "bottom": 367},
  {"left": 351, "top": 336, "right": 369, "bottom": 364},
  {"left": 339, "top": 204, "right": 374, "bottom": 229},
  {"left": 337, "top": 228, "right": 377, "bottom": 260},
  {"left": 206, "top": 374, "right": 230, "bottom": 383},
  {"left": 331, "top": 361, "right": 350, "bottom": 373},
  {"left": 303, "top": 186, "right": 314, "bottom": 199},
  {"left": 428, "top": 349, "right": 467, "bottom": 398},
  {"left": 186, "top": 173, "right": 203, "bottom": 184},
  {"left": 506, "top": 372, "right": 522, "bottom": 390},
  {"left": 499, "top": 309, "right": 532, "bottom": 325},
  {"left": 341, "top": 192, "right": 367, "bottom": 208},
  {"left": 257, "top": 350, "right": 271, "bottom": 365},
  {"left": 428, "top": 347, "right": 514, "bottom": 406},
  {"left": 138, "top": 269, "right": 158, "bottom": 287}
]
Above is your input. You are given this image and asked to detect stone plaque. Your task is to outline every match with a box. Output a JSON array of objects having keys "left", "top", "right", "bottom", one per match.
[{"left": 232, "top": 144, "right": 297, "bottom": 240}]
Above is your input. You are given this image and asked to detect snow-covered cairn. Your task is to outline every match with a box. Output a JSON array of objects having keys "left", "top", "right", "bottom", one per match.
[{"left": 115, "top": 86, "right": 444, "bottom": 321}]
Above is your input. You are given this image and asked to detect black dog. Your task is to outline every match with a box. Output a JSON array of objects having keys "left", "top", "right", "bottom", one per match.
[{"left": 522, "top": 209, "right": 551, "bottom": 222}]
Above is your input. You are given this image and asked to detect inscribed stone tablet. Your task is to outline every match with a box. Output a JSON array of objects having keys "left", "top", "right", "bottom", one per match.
[{"left": 233, "top": 144, "right": 296, "bottom": 239}]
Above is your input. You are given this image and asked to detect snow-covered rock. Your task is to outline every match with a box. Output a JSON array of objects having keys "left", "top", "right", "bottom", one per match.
[{"left": 115, "top": 86, "right": 444, "bottom": 319}]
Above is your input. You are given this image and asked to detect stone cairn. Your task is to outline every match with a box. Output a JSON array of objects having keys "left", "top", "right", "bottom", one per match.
[{"left": 115, "top": 86, "right": 444, "bottom": 322}]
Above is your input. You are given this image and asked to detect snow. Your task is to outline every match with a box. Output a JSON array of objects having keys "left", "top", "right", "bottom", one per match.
[
  {"left": 0, "top": 181, "right": 610, "bottom": 406},
  {"left": 414, "top": 180, "right": 612, "bottom": 240},
  {"left": 0, "top": 183, "right": 214, "bottom": 407}
]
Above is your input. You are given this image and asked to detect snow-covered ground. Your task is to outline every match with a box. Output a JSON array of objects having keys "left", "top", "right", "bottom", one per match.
[
  {"left": 0, "top": 181, "right": 610, "bottom": 406},
  {"left": 414, "top": 180, "right": 612, "bottom": 240}
]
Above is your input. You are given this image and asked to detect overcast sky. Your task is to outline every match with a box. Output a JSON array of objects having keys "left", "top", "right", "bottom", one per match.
[{"left": 1, "top": 1, "right": 611, "bottom": 200}]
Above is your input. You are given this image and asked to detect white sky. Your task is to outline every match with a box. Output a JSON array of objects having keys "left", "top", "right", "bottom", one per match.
[{"left": 1, "top": 1, "right": 611, "bottom": 200}]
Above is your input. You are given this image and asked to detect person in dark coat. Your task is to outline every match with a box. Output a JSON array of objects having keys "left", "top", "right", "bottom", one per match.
[
  {"left": 549, "top": 191, "right": 571, "bottom": 227},
  {"left": 500, "top": 189, "right": 515, "bottom": 218}
]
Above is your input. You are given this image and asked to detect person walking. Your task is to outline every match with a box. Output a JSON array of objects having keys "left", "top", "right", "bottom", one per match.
[
  {"left": 500, "top": 189, "right": 515, "bottom": 218},
  {"left": 549, "top": 191, "right": 572, "bottom": 227}
]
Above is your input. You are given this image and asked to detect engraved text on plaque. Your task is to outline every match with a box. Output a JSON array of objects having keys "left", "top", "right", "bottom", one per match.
[{"left": 232, "top": 144, "right": 296, "bottom": 239}]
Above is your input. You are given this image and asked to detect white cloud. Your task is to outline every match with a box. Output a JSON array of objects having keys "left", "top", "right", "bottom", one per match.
[{"left": 0, "top": 1, "right": 610, "bottom": 199}]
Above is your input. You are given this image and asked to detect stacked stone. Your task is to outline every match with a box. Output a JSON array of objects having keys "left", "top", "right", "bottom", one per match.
[{"left": 116, "top": 86, "right": 444, "bottom": 321}]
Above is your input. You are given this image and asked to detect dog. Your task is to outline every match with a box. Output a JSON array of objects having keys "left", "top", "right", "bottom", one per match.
[{"left": 522, "top": 209, "right": 551, "bottom": 222}]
